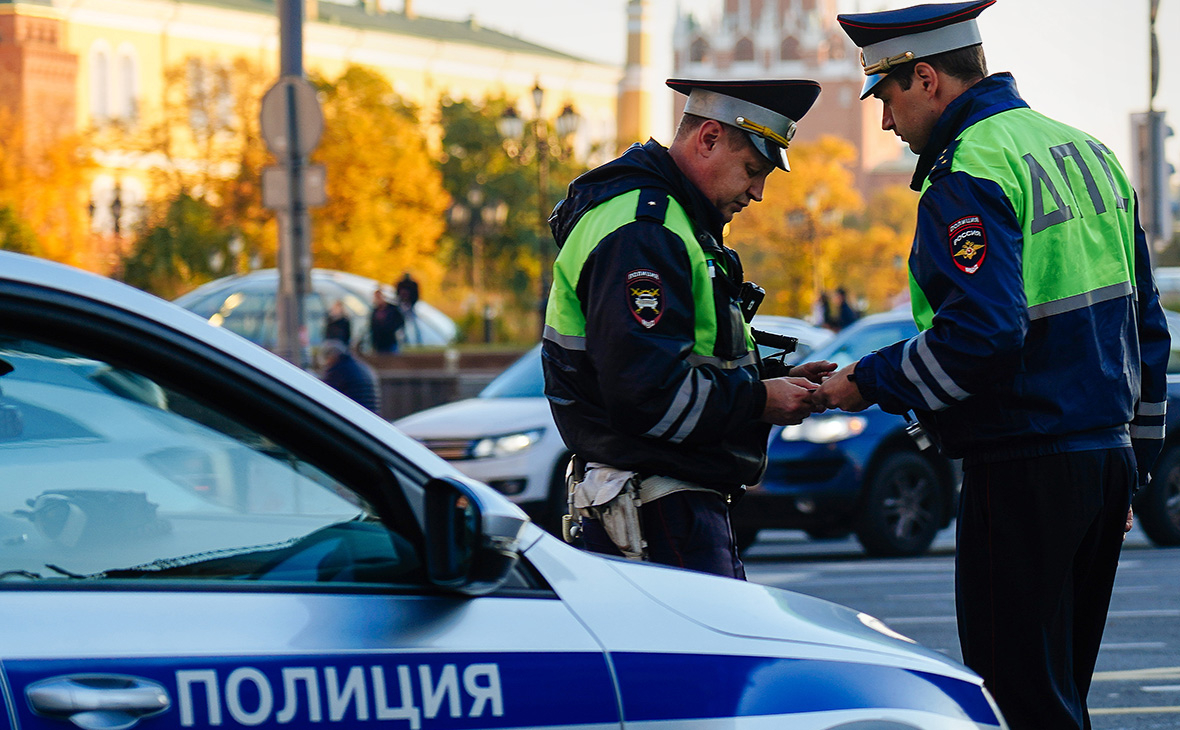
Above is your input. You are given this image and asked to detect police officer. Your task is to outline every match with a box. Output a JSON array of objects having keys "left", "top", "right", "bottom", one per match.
[
  {"left": 817, "top": 2, "right": 1171, "bottom": 727},
  {"left": 543, "top": 79, "right": 836, "bottom": 579}
]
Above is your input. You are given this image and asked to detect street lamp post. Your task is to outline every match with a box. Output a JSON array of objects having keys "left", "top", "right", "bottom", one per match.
[{"left": 498, "top": 82, "right": 580, "bottom": 337}]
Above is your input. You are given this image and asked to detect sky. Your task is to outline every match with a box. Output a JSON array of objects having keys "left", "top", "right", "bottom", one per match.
[{"left": 405, "top": 0, "right": 1179, "bottom": 174}]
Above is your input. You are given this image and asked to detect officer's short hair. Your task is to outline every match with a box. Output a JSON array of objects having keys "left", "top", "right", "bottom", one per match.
[
  {"left": 887, "top": 44, "right": 988, "bottom": 92},
  {"left": 674, "top": 113, "right": 755, "bottom": 153}
]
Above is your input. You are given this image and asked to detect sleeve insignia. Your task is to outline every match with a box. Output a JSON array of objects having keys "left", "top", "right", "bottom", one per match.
[
  {"left": 948, "top": 215, "right": 987, "bottom": 274},
  {"left": 626, "top": 269, "right": 663, "bottom": 329}
]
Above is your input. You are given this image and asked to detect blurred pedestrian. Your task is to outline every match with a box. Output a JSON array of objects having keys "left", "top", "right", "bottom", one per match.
[
  {"left": 318, "top": 339, "right": 381, "bottom": 413},
  {"left": 396, "top": 272, "right": 421, "bottom": 346},
  {"left": 832, "top": 288, "right": 859, "bottom": 331},
  {"left": 324, "top": 299, "right": 351, "bottom": 346},
  {"left": 369, "top": 288, "right": 404, "bottom": 354}
]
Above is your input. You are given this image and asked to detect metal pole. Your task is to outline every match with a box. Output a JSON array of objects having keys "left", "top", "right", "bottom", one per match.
[
  {"left": 536, "top": 118, "right": 549, "bottom": 339},
  {"left": 275, "top": 0, "right": 311, "bottom": 367}
]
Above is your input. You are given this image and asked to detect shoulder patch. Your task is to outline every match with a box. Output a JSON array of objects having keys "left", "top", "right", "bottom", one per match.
[
  {"left": 948, "top": 215, "right": 987, "bottom": 274},
  {"left": 626, "top": 269, "right": 663, "bottom": 329}
]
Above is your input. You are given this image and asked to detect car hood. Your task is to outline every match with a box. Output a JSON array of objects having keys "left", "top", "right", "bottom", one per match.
[
  {"left": 394, "top": 397, "right": 552, "bottom": 438},
  {"left": 605, "top": 554, "right": 978, "bottom": 680}
]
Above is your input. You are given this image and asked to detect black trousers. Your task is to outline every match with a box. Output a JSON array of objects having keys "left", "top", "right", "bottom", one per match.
[
  {"left": 581, "top": 490, "right": 746, "bottom": 579},
  {"left": 956, "top": 447, "right": 1133, "bottom": 730}
]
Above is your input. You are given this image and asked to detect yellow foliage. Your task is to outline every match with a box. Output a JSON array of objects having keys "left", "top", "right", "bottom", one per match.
[
  {"left": 0, "top": 109, "right": 96, "bottom": 269},
  {"left": 726, "top": 136, "right": 913, "bottom": 318},
  {"left": 311, "top": 66, "right": 451, "bottom": 293}
]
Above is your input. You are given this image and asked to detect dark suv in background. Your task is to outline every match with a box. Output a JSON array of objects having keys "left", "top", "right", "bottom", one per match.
[{"left": 732, "top": 309, "right": 960, "bottom": 558}]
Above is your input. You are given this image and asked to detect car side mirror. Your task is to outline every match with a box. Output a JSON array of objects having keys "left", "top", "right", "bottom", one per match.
[{"left": 423, "top": 477, "right": 527, "bottom": 595}]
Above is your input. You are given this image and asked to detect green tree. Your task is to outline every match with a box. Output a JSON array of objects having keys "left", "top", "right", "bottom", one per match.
[
  {"left": 0, "top": 205, "right": 41, "bottom": 256},
  {"left": 437, "top": 95, "right": 585, "bottom": 342},
  {"left": 120, "top": 193, "right": 235, "bottom": 300}
]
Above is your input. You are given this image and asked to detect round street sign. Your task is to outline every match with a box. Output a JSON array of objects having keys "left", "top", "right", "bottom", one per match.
[{"left": 260, "top": 75, "right": 324, "bottom": 158}]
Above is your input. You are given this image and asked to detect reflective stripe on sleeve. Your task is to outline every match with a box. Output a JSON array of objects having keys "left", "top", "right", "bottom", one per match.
[
  {"left": 901, "top": 338, "right": 953, "bottom": 411},
  {"left": 645, "top": 371, "right": 699, "bottom": 440},
  {"left": 542, "top": 326, "right": 586, "bottom": 350},
  {"left": 668, "top": 370, "right": 713, "bottom": 444},
  {"left": 915, "top": 332, "right": 971, "bottom": 402}
]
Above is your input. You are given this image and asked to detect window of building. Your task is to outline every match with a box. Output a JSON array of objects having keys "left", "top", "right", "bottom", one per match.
[
  {"left": 89, "top": 41, "right": 112, "bottom": 124},
  {"left": 780, "top": 36, "right": 802, "bottom": 61},
  {"left": 115, "top": 45, "right": 139, "bottom": 123},
  {"left": 734, "top": 37, "right": 755, "bottom": 63},
  {"left": 690, "top": 37, "right": 710, "bottom": 63}
]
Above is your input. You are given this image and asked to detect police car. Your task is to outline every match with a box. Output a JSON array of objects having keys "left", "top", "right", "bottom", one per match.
[{"left": 0, "top": 251, "right": 1006, "bottom": 730}]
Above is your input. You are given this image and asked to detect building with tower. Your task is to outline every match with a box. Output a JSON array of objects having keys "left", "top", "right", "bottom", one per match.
[{"left": 673, "top": 0, "right": 913, "bottom": 197}]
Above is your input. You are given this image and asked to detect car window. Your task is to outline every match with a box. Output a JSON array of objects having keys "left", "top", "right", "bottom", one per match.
[
  {"left": 479, "top": 345, "right": 544, "bottom": 398},
  {"left": 208, "top": 288, "right": 276, "bottom": 345},
  {"left": 0, "top": 335, "right": 423, "bottom": 588},
  {"left": 815, "top": 319, "right": 918, "bottom": 367}
]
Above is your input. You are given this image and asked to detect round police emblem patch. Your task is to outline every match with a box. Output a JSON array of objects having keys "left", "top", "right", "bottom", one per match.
[
  {"left": 948, "top": 215, "right": 987, "bottom": 274},
  {"left": 626, "top": 269, "right": 663, "bottom": 329}
]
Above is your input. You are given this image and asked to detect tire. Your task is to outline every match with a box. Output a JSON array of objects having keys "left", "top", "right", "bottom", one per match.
[
  {"left": 855, "top": 451, "right": 946, "bottom": 557},
  {"left": 1138, "top": 447, "right": 1180, "bottom": 547}
]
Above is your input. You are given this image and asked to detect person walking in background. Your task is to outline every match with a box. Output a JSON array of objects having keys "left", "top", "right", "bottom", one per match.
[
  {"left": 818, "top": 2, "right": 1170, "bottom": 726},
  {"left": 369, "top": 287, "right": 404, "bottom": 354},
  {"left": 318, "top": 339, "right": 381, "bottom": 413},
  {"left": 830, "top": 287, "right": 859, "bottom": 331},
  {"left": 396, "top": 272, "right": 421, "bottom": 345},
  {"left": 324, "top": 299, "right": 351, "bottom": 346}
]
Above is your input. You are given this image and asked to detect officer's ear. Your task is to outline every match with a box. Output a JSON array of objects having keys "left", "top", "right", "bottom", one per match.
[
  {"left": 698, "top": 119, "right": 724, "bottom": 156},
  {"left": 913, "top": 62, "right": 939, "bottom": 98}
]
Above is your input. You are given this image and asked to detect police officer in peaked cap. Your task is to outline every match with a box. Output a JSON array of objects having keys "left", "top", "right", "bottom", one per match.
[
  {"left": 543, "top": 79, "right": 837, "bottom": 578},
  {"left": 815, "top": 2, "right": 1171, "bottom": 727}
]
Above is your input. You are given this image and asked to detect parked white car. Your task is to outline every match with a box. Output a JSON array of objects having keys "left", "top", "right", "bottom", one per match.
[{"left": 395, "top": 316, "right": 833, "bottom": 535}]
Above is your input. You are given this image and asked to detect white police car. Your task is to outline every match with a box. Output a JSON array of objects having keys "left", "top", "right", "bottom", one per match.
[{"left": 0, "top": 251, "right": 1006, "bottom": 730}]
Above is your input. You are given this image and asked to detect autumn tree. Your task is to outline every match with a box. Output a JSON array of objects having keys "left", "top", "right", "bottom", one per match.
[
  {"left": 0, "top": 109, "right": 94, "bottom": 268},
  {"left": 310, "top": 65, "right": 449, "bottom": 291},
  {"left": 107, "top": 56, "right": 274, "bottom": 294},
  {"left": 728, "top": 135, "right": 913, "bottom": 318}
]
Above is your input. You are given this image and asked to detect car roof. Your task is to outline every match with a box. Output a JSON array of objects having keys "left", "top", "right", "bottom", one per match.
[{"left": 0, "top": 251, "right": 437, "bottom": 460}]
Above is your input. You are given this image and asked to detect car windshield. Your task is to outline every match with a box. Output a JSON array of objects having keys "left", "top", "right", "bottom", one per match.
[
  {"left": 479, "top": 345, "right": 544, "bottom": 398},
  {"left": 811, "top": 315, "right": 918, "bottom": 368}
]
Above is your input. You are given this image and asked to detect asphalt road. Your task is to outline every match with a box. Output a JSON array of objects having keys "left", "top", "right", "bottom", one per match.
[{"left": 743, "top": 526, "right": 1180, "bottom": 730}]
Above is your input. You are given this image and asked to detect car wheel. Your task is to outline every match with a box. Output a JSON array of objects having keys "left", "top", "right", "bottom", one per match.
[
  {"left": 855, "top": 451, "right": 945, "bottom": 557},
  {"left": 1137, "top": 446, "right": 1180, "bottom": 546}
]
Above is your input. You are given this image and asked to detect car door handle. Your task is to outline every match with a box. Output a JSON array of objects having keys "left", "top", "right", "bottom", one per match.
[{"left": 26, "top": 674, "right": 171, "bottom": 730}]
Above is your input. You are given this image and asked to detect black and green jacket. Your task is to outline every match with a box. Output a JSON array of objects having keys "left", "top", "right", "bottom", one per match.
[{"left": 542, "top": 140, "right": 769, "bottom": 494}]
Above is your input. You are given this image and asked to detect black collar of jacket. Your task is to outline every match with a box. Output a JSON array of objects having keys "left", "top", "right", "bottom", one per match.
[
  {"left": 910, "top": 72, "right": 1029, "bottom": 191},
  {"left": 549, "top": 139, "right": 727, "bottom": 247}
]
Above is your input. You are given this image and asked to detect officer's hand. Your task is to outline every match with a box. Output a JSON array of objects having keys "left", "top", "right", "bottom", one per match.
[
  {"left": 814, "top": 364, "right": 871, "bottom": 412},
  {"left": 761, "top": 376, "right": 823, "bottom": 426},
  {"left": 1125, "top": 507, "right": 1134, "bottom": 534},
  {"left": 789, "top": 360, "right": 837, "bottom": 384}
]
